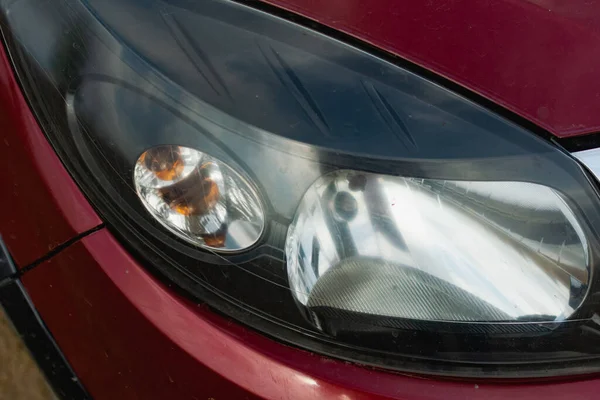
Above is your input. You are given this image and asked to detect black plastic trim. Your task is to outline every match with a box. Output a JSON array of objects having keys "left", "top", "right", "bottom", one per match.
[
  {"left": 0, "top": 238, "right": 90, "bottom": 400},
  {"left": 559, "top": 132, "right": 600, "bottom": 153},
  {"left": 0, "top": 235, "right": 16, "bottom": 282}
]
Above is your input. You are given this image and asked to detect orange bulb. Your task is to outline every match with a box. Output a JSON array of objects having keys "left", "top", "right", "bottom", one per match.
[
  {"left": 142, "top": 146, "right": 185, "bottom": 181},
  {"left": 159, "top": 162, "right": 221, "bottom": 216},
  {"left": 202, "top": 232, "right": 226, "bottom": 248},
  {"left": 172, "top": 202, "right": 195, "bottom": 216}
]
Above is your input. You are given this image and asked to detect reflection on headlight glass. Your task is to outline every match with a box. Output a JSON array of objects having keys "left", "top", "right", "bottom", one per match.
[{"left": 286, "top": 171, "right": 590, "bottom": 323}]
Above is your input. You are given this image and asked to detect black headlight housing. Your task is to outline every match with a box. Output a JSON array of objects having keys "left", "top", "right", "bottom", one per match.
[{"left": 4, "top": 0, "right": 600, "bottom": 378}]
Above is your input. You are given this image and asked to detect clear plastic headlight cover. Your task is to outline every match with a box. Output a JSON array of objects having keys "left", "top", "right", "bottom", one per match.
[
  {"left": 4, "top": 0, "right": 600, "bottom": 378},
  {"left": 287, "top": 171, "right": 589, "bottom": 326}
]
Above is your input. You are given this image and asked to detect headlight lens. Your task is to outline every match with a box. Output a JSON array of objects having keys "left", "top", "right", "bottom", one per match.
[
  {"left": 4, "top": 0, "right": 600, "bottom": 378},
  {"left": 287, "top": 171, "right": 588, "bottom": 326}
]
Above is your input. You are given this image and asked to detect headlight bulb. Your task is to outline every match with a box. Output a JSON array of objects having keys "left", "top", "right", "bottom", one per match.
[{"left": 134, "top": 145, "right": 264, "bottom": 252}]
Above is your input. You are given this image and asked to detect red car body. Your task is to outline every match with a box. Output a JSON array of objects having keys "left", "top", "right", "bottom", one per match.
[{"left": 1, "top": 0, "right": 600, "bottom": 399}]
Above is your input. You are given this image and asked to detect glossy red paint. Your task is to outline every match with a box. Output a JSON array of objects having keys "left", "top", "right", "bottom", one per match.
[
  {"left": 263, "top": 0, "right": 600, "bottom": 138},
  {"left": 0, "top": 44, "right": 101, "bottom": 267},
  {"left": 19, "top": 228, "right": 600, "bottom": 400}
]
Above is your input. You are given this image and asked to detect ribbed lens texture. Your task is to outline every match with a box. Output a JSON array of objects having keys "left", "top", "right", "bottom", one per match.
[{"left": 308, "top": 258, "right": 511, "bottom": 321}]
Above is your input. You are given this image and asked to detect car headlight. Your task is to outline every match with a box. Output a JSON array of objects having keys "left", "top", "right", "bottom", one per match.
[
  {"left": 4, "top": 0, "right": 600, "bottom": 378},
  {"left": 287, "top": 172, "right": 589, "bottom": 325}
]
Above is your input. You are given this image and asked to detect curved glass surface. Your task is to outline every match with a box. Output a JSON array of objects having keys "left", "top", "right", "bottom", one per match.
[{"left": 287, "top": 171, "right": 589, "bottom": 323}]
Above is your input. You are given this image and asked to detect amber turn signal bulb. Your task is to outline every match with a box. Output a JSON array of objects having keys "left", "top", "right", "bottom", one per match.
[
  {"left": 134, "top": 145, "right": 264, "bottom": 252},
  {"left": 142, "top": 146, "right": 185, "bottom": 181}
]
